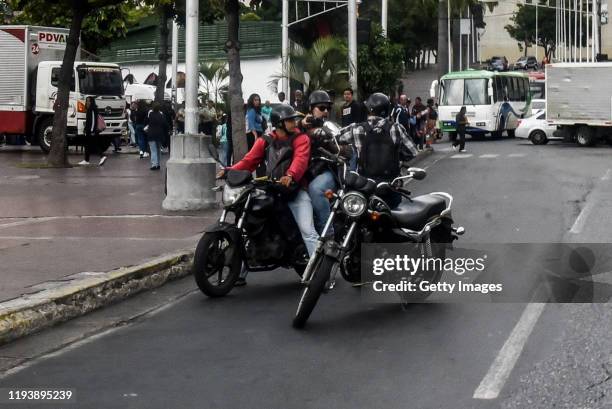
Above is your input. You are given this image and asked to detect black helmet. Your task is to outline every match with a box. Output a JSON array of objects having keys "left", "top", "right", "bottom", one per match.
[
  {"left": 270, "top": 105, "right": 302, "bottom": 129},
  {"left": 365, "top": 93, "right": 391, "bottom": 117},
  {"left": 308, "top": 90, "right": 332, "bottom": 109}
]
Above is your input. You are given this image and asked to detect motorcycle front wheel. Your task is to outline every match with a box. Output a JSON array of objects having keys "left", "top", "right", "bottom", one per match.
[
  {"left": 193, "top": 231, "right": 242, "bottom": 297},
  {"left": 292, "top": 255, "right": 334, "bottom": 329}
]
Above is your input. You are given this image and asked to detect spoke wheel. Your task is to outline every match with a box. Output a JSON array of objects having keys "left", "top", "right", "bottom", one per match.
[{"left": 193, "top": 231, "right": 241, "bottom": 297}]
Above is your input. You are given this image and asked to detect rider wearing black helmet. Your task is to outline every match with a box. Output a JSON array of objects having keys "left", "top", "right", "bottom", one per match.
[
  {"left": 218, "top": 104, "right": 319, "bottom": 261},
  {"left": 339, "top": 92, "right": 417, "bottom": 208}
]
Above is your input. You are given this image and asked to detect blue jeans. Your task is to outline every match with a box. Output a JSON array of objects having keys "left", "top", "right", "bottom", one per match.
[
  {"left": 308, "top": 170, "right": 336, "bottom": 235},
  {"left": 287, "top": 190, "right": 319, "bottom": 257},
  {"left": 218, "top": 141, "right": 228, "bottom": 167},
  {"left": 135, "top": 124, "right": 148, "bottom": 153},
  {"left": 148, "top": 140, "right": 161, "bottom": 167}
]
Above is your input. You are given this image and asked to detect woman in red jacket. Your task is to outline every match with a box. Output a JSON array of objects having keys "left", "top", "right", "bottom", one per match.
[{"left": 218, "top": 105, "right": 319, "bottom": 258}]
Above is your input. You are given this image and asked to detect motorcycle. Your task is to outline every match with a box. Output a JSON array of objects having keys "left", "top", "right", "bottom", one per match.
[
  {"left": 193, "top": 145, "right": 308, "bottom": 297},
  {"left": 292, "top": 145, "right": 465, "bottom": 328}
]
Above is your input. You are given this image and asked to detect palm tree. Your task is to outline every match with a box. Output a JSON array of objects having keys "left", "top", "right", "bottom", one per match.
[
  {"left": 269, "top": 36, "right": 350, "bottom": 97},
  {"left": 199, "top": 61, "right": 229, "bottom": 106}
]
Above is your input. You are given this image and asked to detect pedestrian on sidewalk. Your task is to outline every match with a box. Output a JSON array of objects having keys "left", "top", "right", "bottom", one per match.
[
  {"left": 79, "top": 97, "right": 107, "bottom": 166},
  {"left": 146, "top": 102, "right": 168, "bottom": 171},
  {"left": 453, "top": 106, "right": 468, "bottom": 152},
  {"left": 411, "top": 97, "right": 428, "bottom": 151},
  {"left": 341, "top": 87, "right": 366, "bottom": 127},
  {"left": 127, "top": 101, "right": 137, "bottom": 147},
  {"left": 134, "top": 100, "right": 150, "bottom": 159}
]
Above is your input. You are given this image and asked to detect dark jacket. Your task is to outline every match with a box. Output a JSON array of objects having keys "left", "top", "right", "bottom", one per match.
[
  {"left": 134, "top": 107, "right": 148, "bottom": 126},
  {"left": 341, "top": 100, "right": 366, "bottom": 127},
  {"left": 85, "top": 104, "right": 99, "bottom": 137},
  {"left": 146, "top": 110, "right": 169, "bottom": 143}
]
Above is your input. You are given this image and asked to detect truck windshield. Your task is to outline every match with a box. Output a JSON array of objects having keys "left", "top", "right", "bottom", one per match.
[{"left": 78, "top": 67, "right": 123, "bottom": 96}]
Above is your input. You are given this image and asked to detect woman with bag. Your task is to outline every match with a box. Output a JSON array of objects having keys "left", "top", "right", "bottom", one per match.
[
  {"left": 146, "top": 102, "right": 168, "bottom": 171},
  {"left": 78, "top": 97, "right": 107, "bottom": 166}
]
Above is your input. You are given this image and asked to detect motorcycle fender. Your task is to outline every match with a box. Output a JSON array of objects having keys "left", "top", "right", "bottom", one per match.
[
  {"left": 322, "top": 240, "right": 342, "bottom": 261},
  {"left": 204, "top": 222, "right": 244, "bottom": 261}
]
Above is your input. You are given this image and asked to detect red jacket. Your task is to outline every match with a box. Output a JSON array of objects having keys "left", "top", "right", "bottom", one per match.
[{"left": 231, "top": 131, "right": 311, "bottom": 183}]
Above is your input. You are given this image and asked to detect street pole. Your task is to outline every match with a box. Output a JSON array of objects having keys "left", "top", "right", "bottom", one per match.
[
  {"left": 579, "top": 0, "right": 583, "bottom": 61},
  {"left": 281, "top": 0, "right": 289, "bottom": 97},
  {"left": 163, "top": 0, "right": 217, "bottom": 211},
  {"left": 447, "top": 0, "right": 452, "bottom": 72},
  {"left": 536, "top": 1, "right": 539, "bottom": 61},
  {"left": 459, "top": 9, "right": 462, "bottom": 71},
  {"left": 586, "top": 0, "right": 590, "bottom": 61},
  {"left": 556, "top": 2, "right": 559, "bottom": 61},
  {"left": 348, "top": 0, "right": 358, "bottom": 94},
  {"left": 171, "top": 19, "right": 179, "bottom": 126},
  {"left": 574, "top": 0, "right": 578, "bottom": 62},
  {"left": 467, "top": 8, "right": 471, "bottom": 67},
  {"left": 381, "top": 0, "right": 388, "bottom": 36}
]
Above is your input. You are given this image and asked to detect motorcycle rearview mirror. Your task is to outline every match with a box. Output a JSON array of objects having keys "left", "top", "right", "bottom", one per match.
[
  {"left": 408, "top": 167, "right": 427, "bottom": 180},
  {"left": 207, "top": 143, "right": 222, "bottom": 165},
  {"left": 322, "top": 121, "right": 341, "bottom": 138}
]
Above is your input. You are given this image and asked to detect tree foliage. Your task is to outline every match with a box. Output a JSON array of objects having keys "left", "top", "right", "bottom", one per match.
[
  {"left": 505, "top": 1, "right": 562, "bottom": 58},
  {"left": 357, "top": 24, "right": 404, "bottom": 97}
]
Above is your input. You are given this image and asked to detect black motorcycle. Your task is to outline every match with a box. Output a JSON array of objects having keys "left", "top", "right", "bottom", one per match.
[
  {"left": 193, "top": 146, "right": 308, "bottom": 297},
  {"left": 292, "top": 154, "right": 465, "bottom": 328}
]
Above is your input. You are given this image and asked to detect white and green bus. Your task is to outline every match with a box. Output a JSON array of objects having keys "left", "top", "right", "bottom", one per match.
[{"left": 435, "top": 70, "right": 531, "bottom": 138}]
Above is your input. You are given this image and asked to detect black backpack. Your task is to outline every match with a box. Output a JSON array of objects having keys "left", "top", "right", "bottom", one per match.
[
  {"left": 262, "top": 134, "right": 300, "bottom": 198},
  {"left": 358, "top": 120, "right": 400, "bottom": 181}
]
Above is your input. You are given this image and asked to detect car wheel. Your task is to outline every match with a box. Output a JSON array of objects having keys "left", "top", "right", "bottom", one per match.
[
  {"left": 576, "top": 126, "right": 596, "bottom": 147},
  {"left": 529, "top": 130, "right": 548, "bottom": 145}
]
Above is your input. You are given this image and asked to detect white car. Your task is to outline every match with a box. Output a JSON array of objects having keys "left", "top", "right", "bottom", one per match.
[{"left": 515, "top": 110, "right": 560, "bottom": 145}]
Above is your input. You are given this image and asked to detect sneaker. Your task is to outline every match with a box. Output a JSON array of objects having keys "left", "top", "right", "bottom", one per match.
[
  {"left": 99, "top": 156, "right": 107, "bottom": 166},
  {"left": 451, "top": 145, "right": 458, "bottom": 151},
  {"left": 78, "top": 160, "right": 90, "bottom": 166},
  {"left": 139, "top": 150, "right": 144, "bottom": 158},
  {"left": 150, "top": 166, "right": 160, "bottom": 171},
  {"left": 143, "top": 152, "right": 150, "bottom": 158},
  {"left": 459, "top": 149, "right": 467, "bottom": 153}
]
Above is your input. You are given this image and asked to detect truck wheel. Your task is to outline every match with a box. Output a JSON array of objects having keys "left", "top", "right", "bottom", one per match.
[
  {"left": 530, "top": 130, "right": 548, "bottom": 145},
  {"left": 576, "top": 126, "right": 596, "bottom": 147},
  {"left": 37, "top": 117, "right": 54, "bottom": 154}
]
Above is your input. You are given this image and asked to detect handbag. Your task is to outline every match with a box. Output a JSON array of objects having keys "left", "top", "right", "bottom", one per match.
[{"left": 96, "top": 114, "right": 107, "bottom": 132}]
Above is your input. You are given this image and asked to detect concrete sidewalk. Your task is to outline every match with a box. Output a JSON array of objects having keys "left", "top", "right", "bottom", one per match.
[{"left": 0, "top": 149, "right": 220, "bottom": 304}]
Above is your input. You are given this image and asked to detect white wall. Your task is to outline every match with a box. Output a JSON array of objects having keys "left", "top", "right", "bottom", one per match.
[{"left": 121, "top": 56, "right": 281, "bottom": 105}]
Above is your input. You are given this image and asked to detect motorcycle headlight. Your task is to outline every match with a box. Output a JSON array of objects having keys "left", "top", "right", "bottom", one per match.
[
  {"left": 222, "top": 185, "right": 246, "bottom": 206},
  {"left": 341, "top": 192, "right": 367, "bottom": 218}
]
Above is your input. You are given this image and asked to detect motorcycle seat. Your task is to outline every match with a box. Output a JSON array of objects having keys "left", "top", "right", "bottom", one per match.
[{"left": 390, "top": 194, "right": 447, "bottom": 231}]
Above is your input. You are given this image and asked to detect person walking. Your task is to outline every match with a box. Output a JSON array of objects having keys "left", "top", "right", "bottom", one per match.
[
  {"left": 127, "top": 101, "right": 136, "bottom": 147},
  {"left": 411, "top": 96, "right": 428, "bottom": 151},
  {"left": 391, "top": 94, "right": 411, "bottom": 132},
  {"left": 261, "top": 100, "right": 273, "bottom": 132},
  {"left": 453, "top": 106, "right": 469, "bottom": 152},
  {"left": 79, "top": 96, "right": 107, "bottom": 166},
  {"left": 134, "top": 100, "right": 149, "bottom": 159},
  {"left": 245, "top": 93, "right": 264, "bottom": 150},
  {"left": 146, "top": 102, "right": 168, "bottom": 171}
]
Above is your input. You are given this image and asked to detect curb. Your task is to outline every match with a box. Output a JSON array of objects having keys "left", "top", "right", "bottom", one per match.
[
  {"left": 410, "top": 148, "right": 434, "bottom": 165},
  {"left": 0, "top": 250, "right": 195, "bottom": 346}
]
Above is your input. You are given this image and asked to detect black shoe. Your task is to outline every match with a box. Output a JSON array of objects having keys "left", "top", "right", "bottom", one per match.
[
  {"left": 150, "top": 166, "right": 160, "bottom": 171},
  {"left": 234, "top": 277, "right": 247, "bottom": 287}
]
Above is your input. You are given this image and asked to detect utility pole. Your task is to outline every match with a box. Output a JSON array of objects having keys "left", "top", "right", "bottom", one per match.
[
  {"left": 171, "top": 19, "right": 179, "bottom": 122},
  {"left": 536, "top": 1, "right": 539, "bottom": 61},
  {"left": 448, "top": 0, "right": 452, "bottom": 72},
  {"left": 163, "top": 0, "right": 217, "bottom": 211},
  {"left": 580, "top": 0, "right": 583, "bottom": 61},
  {"left": 281, "top": 0, "right": 289, "bottom": 97},
  {"left": 348, "top": 0, "right": 358, "bottom": 93},
  {"left": 381, "top": 0, "right": 388, "bottom": 36}
]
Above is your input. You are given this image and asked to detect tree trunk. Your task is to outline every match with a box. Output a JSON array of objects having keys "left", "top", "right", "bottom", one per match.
[
  {"left": 226, "top": 0, "right": 246, "bottom": 161},
  {"left": 155, "top": 8, "right": 170, "bottom": 104},
  {"left": 47, "top": 1, "right": 87, "bottom": 167},
  {"left": 438, "top": 0, "right": 449, "bottom": 79}
]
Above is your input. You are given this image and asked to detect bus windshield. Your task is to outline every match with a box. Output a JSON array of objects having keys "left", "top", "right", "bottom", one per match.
[
  {"left": 442, "top": 78, "right": 488, "bottom": 106},
  {"left": 78, "top": 67, "right": 123, "bottom": 96}
]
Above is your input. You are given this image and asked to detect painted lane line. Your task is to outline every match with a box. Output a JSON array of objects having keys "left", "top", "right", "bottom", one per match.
[
  {"left": 569, "top": 199, "right": 596, "bottom": 234},
  {"left": 451, "top": 154, "right": 473, "bottom": 159},
  {"left": 479, "top": 154, "right": 499, "bottom": 158},
  {"left": 507, "top": 153, "right": 527, "bottom": 158},
  {"left": 473, "top": 303, "right": 546, "bottom": 400}
]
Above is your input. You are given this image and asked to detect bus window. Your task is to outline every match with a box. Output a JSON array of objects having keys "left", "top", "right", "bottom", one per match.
[
  {"left": 464, "top": 79, "right": 488, "bottom": 105},
  {"left": 510, "top": 77, "right": 520, "bottom": 101},
  {"left": 442, "top": 79, "right": 464, "bottom": 105},
  {"left": 494, "top": 76, "right": 508, "bottom": 102}
]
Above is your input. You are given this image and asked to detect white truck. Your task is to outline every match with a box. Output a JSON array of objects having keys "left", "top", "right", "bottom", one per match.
[
  {"left": 0, "top": 25, "right": 127, "bottom": 153},
  {"left": 546, "top": 62, "right": 612, "bottom": 146}
]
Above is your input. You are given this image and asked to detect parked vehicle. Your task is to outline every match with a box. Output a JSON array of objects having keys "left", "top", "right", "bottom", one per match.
[
  {"left": 435, "top": 70, "right": 531, "bottom": 139},
  {"left": 514, "top": 56, "right": 539, "bottom": 70},
  {"left": 515, "top": 110, "right": 559, "bottom": 145},
  {"left": 546, "top": 62, "right": 612, "bottom": 146},
  {"left": 192, "top": 145, "right": 308, "bottom": 297},
  {"left": 528, "top": 76, "right": 545, "bottom": 115},
  {"left": 488, "top": 56, "right": 509, "bottom": 71},
  {"left": 0, "top": 25, "right": 127, "bottom": 153},
  {"left": 292, "top": 136, "right": 464, "bottom": 328}
]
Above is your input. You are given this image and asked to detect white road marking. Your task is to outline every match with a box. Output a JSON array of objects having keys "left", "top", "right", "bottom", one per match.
[
  {"left": 451, "top": 154, "right": 473, "bottom": 159},
  {"left": 473, "top": 303, "right": 546, "bottom": 400},
  {"left": 601, "top": 168, "right": 611, "bottom": 181},
  {"left": 569, "top": 200, "right": 596, "bottom": 234},
  {"left": 479, "top": 154, "right": 499, "bottom": 158},
  {"left": 507, "top": 153, "right": 527, "bottom": 158},
  {"left": 0, "top": 214, "right": 213, "bottom": 230}
]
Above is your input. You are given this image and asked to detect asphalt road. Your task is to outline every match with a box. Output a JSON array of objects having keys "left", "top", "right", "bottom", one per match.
[{"left": 1, "top": 137, "right": 611, "bottom": 409}]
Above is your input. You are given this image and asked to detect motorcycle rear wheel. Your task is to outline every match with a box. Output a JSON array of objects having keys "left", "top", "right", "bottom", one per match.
[
  {"left": 292, "top": 255, "right": 334, "bottom": 329},
  {"left": 193, "top": 231, "right": 242, "bottom": 297}
]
